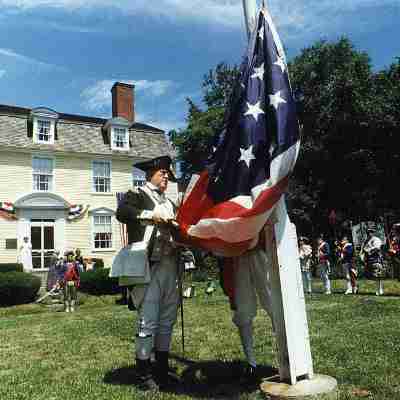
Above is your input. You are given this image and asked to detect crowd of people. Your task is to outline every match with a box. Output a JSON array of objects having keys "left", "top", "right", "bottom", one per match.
[{"left": 299, "top": 225, "right": 400, "bottom": 296}]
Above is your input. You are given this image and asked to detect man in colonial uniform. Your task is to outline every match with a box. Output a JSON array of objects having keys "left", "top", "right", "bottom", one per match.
[
  {"left": 220, "top": 229, "right": 273, "bottom": 383},
  {"left": 113, "top": 156, "right": 179, "bottom": 391},
  {"left": 340, "top": 237, "right": 356, "bottom": 294},
  {"left": 317, "top": 235, "right": 331, "bottom": 294},
  {"left": 362, "top": 228, "right": 384, "bottom": 296}
]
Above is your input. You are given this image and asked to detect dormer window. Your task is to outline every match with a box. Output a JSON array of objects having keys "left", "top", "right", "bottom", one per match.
[
  {"left": 112, "top": 127, "right": 129, "bottom": 150},
  {"left": 30, "top": 107, "right": 58, "bottom": 145},
  {"left": 37, "top": 119, "right": 52, "bottom": 142},
  {"left": 104, "top": 117, "right": 130, "bottom": 152}
]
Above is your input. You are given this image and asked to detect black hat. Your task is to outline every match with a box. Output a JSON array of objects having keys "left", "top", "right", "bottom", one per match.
[
  {"left": 367, "top": 228, "right": 375, "bottom": 234},
  {"left": 134, "top": 156, "right": 176, "bottom": 182}
]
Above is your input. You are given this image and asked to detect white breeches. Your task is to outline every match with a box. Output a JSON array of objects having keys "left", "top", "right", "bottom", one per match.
[
  {"left": 319, "top": 262, "right": 331, "bottom": 292},
  {"left": 302, "top": 271, "right": 312, "bottom": 293},
  {"left": 133, "top": 254, "right": 179, "bottom": 357},
  {"left": 232, "top": 248, "right": 273, "bottom": 327}
]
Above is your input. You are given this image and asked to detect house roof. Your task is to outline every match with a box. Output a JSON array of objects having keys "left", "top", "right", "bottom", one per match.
[{"left": 0, "top": 104, "right": 172, "bottom": 160}]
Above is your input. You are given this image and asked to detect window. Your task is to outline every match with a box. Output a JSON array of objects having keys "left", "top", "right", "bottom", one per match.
[
  {"left": 132, "top": 167, "right": 146, "bottom": 187},
  {"left": 32, "top": 157, "right": 53, "bottom": 191},
  {"left": 93, "top": 161, "right": 111, "bottom": 193},
  {"left": 37, "top": 119, "right": 52, "bottom": 143},
  {"left": 30, "top": 108, "right": 58, "bottom": 145},
  {"left": 112, "top": 127, "right": 129, "bottom": 150},
  {"left": 93, "top": 215, "right": 112, "bottom": 249}
]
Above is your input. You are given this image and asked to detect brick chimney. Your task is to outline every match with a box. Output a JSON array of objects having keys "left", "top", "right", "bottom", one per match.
[{"left": 111, "top": 82, "right": 135, "bottom": 123}]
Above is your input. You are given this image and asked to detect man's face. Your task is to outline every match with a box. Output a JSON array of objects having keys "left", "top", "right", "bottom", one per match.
[{"left": 150, "top": 168, "right": 169, "bottom": 192}]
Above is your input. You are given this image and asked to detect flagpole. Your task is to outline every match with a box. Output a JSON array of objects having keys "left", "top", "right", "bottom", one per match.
[{"left": 241, "top": 1, "right": 337, "bottom": 397}]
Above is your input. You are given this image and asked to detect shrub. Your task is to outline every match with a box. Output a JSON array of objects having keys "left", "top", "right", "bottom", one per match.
[
  {"left": 79, "top": 268, "right": 119, "bottom": 295},
  {"left": 0, "top": 263, "right": 23, "bottom": 273},
  {"left": 0, "top": 272, "right": 41, "bottom": 306},
  {"left": 92, "top": 258, "right": 104, "bottom": 269}
]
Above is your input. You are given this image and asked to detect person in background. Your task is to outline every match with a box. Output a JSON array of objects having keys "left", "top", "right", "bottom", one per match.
[
  {"left": 388, "top": 225, "right": 400, "bottom": 281},
  {"left": 62, "top": 251, "right": 80, "bottom": 312},
  {"left": 46, "top": 250, "right": 61, "bottom": 292},
  {"left": 317, "top": 235, "right": 331, "bottom": 294},
  {"left": 74, "top": 248, "right": 85, "bottom": 272},
  {"left": 340, "top": 237, "right": 357, "bottom": 294},
  {"left": 18, "top": 236, "right": 33, "bottom": 273},
  {"left": 362, "top": 228, "right": 385, "bottom": 296},
  {"left": 299, "top": 237, "right": 313, "bottom": 294}
]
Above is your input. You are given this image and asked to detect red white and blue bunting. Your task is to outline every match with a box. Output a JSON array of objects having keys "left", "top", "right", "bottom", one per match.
[
  {"left": 68, "top": 204, "right": 89, "bottom": 221},
  {"left": 0, "top": 201, "right": 16, "bottom": 220}
]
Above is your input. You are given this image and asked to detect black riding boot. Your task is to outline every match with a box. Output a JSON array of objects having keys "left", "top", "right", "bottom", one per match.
[
  {"left": 136, "top": 358, "right": 159, "bottom": 391},
  {"left": 155, "top": 351, "right": 170, "bottom": 388}
]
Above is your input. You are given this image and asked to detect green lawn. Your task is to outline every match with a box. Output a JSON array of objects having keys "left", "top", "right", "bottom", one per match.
[{"left": 1, "top": 280, "right": 400, "bottom": 400}]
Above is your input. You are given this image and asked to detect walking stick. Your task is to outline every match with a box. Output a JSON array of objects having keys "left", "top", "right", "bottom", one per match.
[
  {"left": 178, "top": 249, "right": 185, "bottom": 355},
  {"left": 35, "top": 285, "right": 59, "bottom": 303}
]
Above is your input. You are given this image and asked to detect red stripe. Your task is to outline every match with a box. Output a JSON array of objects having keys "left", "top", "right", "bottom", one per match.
[
  {"left": 198, "top": 174, "right": 289, "bottom": 220},
  {"left": 177, "top": 171, "right": 214, "bottom": 228}
]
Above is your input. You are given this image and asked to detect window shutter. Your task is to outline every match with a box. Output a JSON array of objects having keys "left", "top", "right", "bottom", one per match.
[
  {"left": 54, "top": 121, "right": 58, "bottom": 140},
  {"left": 27, "top": 119, "right": 33, "bottom": 138}
]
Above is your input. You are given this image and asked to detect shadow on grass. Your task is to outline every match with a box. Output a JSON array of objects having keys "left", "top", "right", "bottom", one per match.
[
  {"left": 104, "top": 357, "right": 277, "bottom": 398},
  {"left": 172, "top": 355, "right": 278, "bottom": 398}
]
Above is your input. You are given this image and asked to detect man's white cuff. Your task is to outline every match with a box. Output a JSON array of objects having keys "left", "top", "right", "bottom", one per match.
[{"left": 139, "top": 210, "right": 153, "bottom": 220}]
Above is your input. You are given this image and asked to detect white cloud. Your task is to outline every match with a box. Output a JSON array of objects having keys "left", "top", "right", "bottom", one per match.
[
  {"left": 0, "top": 0, "right": 398, "bottom": 31},
  {"left": 0, "top": 70, "right": 5, "bottom": 78},
  {"left": 81, "top": 79, "right": 174, "bottom": 111},
  {"left": 0, "top": 47, "right": 62, "bottom": 70}
]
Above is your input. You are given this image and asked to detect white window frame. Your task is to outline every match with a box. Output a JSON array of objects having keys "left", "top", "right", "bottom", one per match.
[
  {"left": 33, "top": 117, "right": 55, "bottom": 144},
  {"left": 132, "top": 167, "right": 146, "bottom": 188},
  {"left": 90, "top": 208, "right": 114, "bottom": 251},
  {"left": 111, "top": 126, "right": 130, "bottom": 151},
  {"left": 92, "top": 160, "right": 112, "bottom": 193},
  {"left": 32, "top": 156, "right": 55, "bottom": 192}
]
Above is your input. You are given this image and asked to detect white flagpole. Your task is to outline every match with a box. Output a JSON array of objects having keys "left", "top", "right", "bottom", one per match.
[{"left": 241, "top": 1, "right": 337, "bottom": 397}]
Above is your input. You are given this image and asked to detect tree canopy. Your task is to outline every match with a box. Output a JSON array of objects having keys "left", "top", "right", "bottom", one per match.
[{"left": 170, "top": 38, "right": 400, "bottom": 236}]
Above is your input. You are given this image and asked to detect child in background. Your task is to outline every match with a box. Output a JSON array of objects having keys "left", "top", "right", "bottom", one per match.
[
  {"left": 62, "top": 251, "right": 80, "bottom": 312},
  {"left": 299, "top": 237, "right": 313, "bottom": 294}
]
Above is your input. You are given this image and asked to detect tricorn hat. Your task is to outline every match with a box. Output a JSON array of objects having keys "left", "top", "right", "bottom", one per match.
[{"left": 134, "top": 155, "right": 176, "bottom": 182}]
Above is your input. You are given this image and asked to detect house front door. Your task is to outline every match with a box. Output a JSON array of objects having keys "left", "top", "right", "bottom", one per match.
[{"left": 31, "top": 219, "right": 55, "bottom": 270}]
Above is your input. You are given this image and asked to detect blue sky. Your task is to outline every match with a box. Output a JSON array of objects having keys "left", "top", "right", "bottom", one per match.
[{"left": 0, "top": 0, "right": 399, "bottom": 133}]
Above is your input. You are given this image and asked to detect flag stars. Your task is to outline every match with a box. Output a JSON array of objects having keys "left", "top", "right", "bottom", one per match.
[
  {"left": 269, "top": 91, "right": 286, "bottom": 110},
  {"left": 251, "top": 63, "right": 264, "bottom": 81},
  {"left": 258, "top": 25, "right": 264, "bottom": 41},
  {"left": 244, "top": 101, "right": 265, "bottom": 122},
  {"left": 274, "top": 56, "right": 286, "bottom": 73},
  {"left": 239, "top": 145, "right": 256, "bottom": 168}
]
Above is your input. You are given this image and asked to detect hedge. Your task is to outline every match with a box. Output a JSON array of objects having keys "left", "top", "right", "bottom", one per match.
[
  {"left": 0, "top": 263, "right": 24, "bottom": 273},
  {"left": 92, "top": 258, "right": 104, "bottom": 269},
  {"left": 0, "top": 272, "right": 41, "bottom": 306},
  {"left": 79, "top": 268, "right": 119, "bottom": 295}
]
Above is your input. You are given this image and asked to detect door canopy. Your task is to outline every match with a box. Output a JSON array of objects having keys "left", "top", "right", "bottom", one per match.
[{"left": 14, "top": 193, "right": 70, "bottom": 210}]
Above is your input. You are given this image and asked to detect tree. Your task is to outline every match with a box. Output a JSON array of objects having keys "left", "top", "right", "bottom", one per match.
[
  {"left": 288, "top": 38, "right": 385, "bottom": 235},
  {"left": 171, "top": 39, "right": 400, "bottom": 237},
  {"left": 169, "top": 63, "right": 239, "bottom": 181}
]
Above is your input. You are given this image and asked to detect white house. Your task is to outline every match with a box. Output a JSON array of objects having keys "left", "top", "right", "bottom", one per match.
[{"left": 0, "top": 82, "right": 176, "bottom": 282}]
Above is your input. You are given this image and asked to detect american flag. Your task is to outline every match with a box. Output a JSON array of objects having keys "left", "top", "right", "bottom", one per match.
[{"left": 176, "top": 7, "right": 300, "bottom": 257}]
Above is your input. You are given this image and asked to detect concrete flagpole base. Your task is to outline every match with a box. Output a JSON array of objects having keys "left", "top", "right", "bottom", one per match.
[{"left": 260, "top": 374, "right": 338, "bottom": 399}]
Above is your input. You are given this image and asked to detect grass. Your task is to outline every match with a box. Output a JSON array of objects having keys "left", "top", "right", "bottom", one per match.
[{"left": 1, "top": 279, "right": 400, "bottom": 400}]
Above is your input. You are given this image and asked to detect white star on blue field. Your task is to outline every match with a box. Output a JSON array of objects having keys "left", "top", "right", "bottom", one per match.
[{"left": 0, "top": 0, "right": 399, "bottom": 133}]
